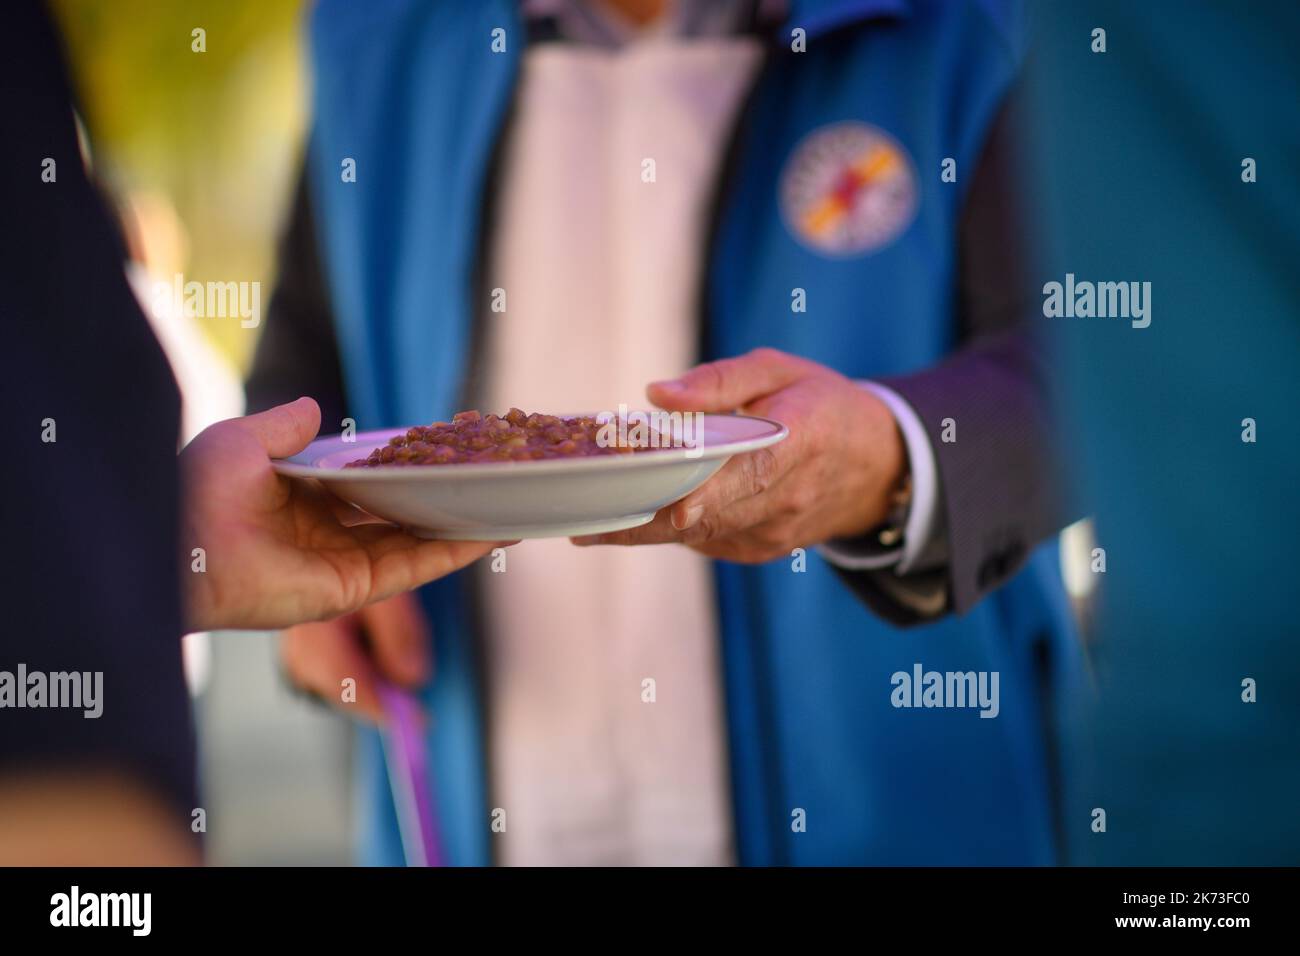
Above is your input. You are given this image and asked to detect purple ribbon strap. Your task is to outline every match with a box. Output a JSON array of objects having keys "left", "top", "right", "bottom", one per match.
[{"left": 377, "top": 680, "right": 444, "bottom": 867}]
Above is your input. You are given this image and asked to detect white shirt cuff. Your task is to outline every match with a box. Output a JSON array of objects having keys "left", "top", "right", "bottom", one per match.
[{"left": 816, "top": 381, "right": 946, "bottom": 575}]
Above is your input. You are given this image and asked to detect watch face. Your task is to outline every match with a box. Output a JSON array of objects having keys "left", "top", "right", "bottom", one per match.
[{"left": 780, "top": 121, "right": 919, "bottom": 258}]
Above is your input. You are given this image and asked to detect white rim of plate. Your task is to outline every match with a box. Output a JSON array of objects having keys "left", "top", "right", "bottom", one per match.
[{"left": 272, "top": 413, "right": 788, "bottom": 481}]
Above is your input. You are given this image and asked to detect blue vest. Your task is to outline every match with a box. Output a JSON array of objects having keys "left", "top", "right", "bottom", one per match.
[{"left": 307, "top": 0, "right": 1081, "bottom": 865}]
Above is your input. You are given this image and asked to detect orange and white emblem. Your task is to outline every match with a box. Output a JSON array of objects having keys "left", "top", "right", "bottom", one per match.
[{"left": 780, "top": 122, "right": 918, "bottom": 256}]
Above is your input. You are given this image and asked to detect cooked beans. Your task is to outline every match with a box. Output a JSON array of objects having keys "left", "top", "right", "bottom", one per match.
[{"left": 345, "top": 408, "right": 660, "bottom": 467}]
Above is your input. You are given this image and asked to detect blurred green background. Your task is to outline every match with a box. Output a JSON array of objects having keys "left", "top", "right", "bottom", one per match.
[{"left": 51, "top": 0, "right": 306, "bottom": 370}]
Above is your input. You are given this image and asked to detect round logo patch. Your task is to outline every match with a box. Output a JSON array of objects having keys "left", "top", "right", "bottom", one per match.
[{"left": 780, "top": 122, "right": 918, "bottom": 257}]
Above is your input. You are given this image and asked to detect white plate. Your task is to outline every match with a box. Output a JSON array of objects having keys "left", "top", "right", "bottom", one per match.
[{"left": 272, "top": 413, "right": 788, "bottom": 540}]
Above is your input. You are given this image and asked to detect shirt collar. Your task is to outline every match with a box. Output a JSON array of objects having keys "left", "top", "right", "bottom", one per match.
[
  {"left": 519, "top": 0, "right": 908, "bottom": 45},
  {"left": 522, "top": 1, "right": 786, "bottom": 46}
]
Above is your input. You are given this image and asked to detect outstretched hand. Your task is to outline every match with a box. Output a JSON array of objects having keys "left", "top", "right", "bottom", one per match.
[
  {"left": 573, "top": 348, "right": 905, "bottom": 562},
  {"left": 180, "top": 398, "right": 499, "bottom": 631}
]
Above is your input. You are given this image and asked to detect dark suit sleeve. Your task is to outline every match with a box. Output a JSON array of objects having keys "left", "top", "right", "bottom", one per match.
[
  {"left": 245, "top": 161, "right": 349, "bottom": 425},
  {"left": 836, "top": 92, "right": 1074, "bottom": 625},
  {"left": 0, "top": 0, "right": 196, "bottom": 819}
]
